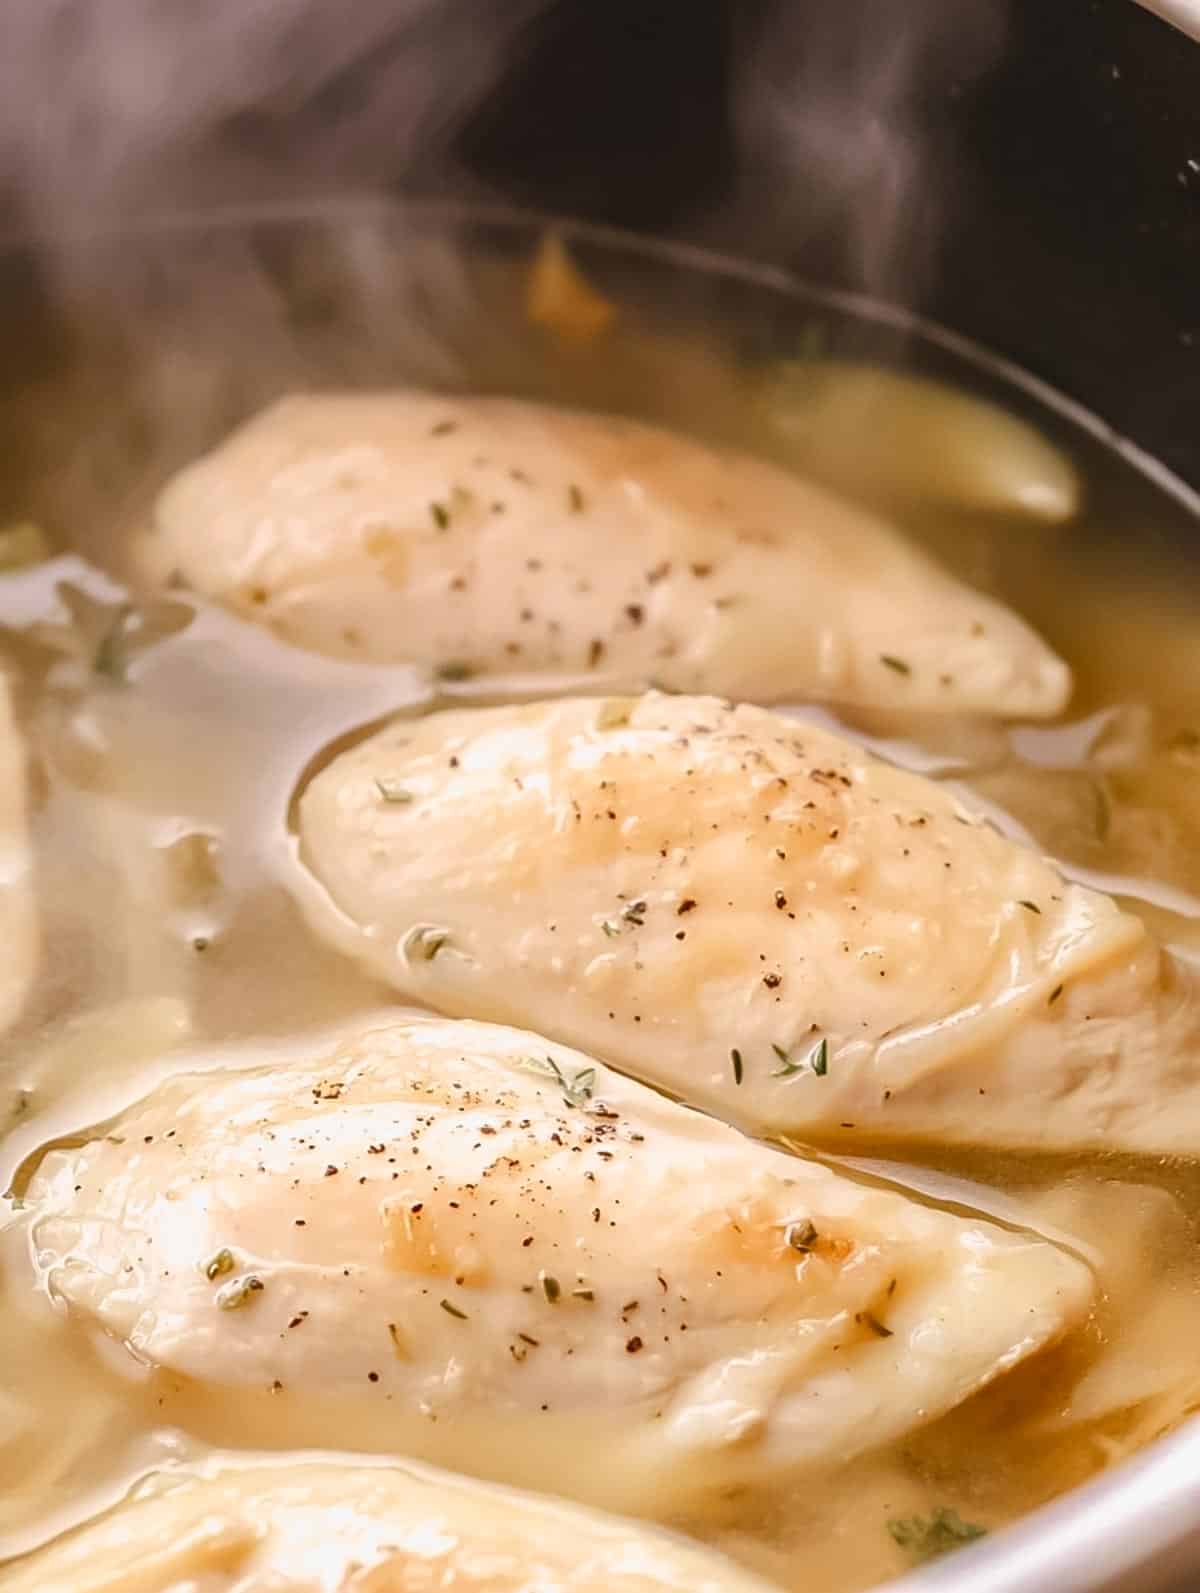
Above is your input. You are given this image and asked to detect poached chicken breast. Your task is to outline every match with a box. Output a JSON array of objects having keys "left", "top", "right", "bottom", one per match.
[
  {"left": 0, "top": 1455, "right": 778, "bottom": 1593},
  {"left": 139, "top": 392, "right": 1070, "bottom": 718},
  {"left": 23, "top": 1015, "right": 1090, "bottom": 1517},
  {"left": 296, "top": 693, "right": 1196, "bottom": 1155}
]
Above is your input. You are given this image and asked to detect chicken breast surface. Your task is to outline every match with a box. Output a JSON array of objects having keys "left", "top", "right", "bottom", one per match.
[
  {"left": 140, "top": 392, "right": 1070, "bottom": 717},
  {"left": 0, "top": 1454, "right": 776, "bottom": 1593},
  {"left": 24, "top": 1015, "right": 1090, "bottom": 1516},
  {"left": 296, "top": 693, "right": 1194, "bottom": 1155}
]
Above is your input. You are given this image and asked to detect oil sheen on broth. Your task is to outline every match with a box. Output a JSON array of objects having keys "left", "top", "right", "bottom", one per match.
[{"left": 1, "top": 314, "right": 1200, "bottom": 1593}]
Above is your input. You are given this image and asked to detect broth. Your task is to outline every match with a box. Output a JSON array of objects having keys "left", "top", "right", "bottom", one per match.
[{"left": 1, "top": 224, "right": 1199, "bottom": 1591}]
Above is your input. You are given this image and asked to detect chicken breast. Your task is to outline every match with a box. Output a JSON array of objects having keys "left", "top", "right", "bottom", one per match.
[
  {"left": 0, "top": 1454, "right": 776, "bottom": 1593},
  {"left": 0, "top": 671, "right": 35, "bottom": 1036},
  {"left": 760, "top": 360, "right": 1081, "bottom": 521},
  {"left": 296, "top": 693, "right": 1195, "bottom": 1155},
  {"left": 140, "top": 392, "right": 1070, "bottom": 718},
  {"left": 24, "top": 1015, "right": 1090, "bottom": 1516}
]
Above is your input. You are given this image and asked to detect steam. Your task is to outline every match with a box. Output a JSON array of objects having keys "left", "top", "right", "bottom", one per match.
[
  {"left": 0, "top": 0, "right": 552, "bottom": 546},
  {"left": 0, "top": 1, "right": 1011, "bottom": 555},
  {"left": 0, "top": 0, "right": 548, "bottom": 238},
  {"left": 727, "top": 0, "right": 1006, "bottom": 300}
]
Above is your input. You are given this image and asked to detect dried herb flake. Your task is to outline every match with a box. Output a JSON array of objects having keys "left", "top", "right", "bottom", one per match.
[{"left": 887, "top": 1508, "right": 986, "bottom": 1562}]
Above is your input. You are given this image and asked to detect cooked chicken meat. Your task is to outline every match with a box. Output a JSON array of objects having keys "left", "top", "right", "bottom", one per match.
[
  {"left": 24, "top": 1015, "right": 1090, "bottom": 1516},
  {"left": 0, "top": 1454, "right": 777, "bottom": 1593},
  {"left": 296, "top": 692, "right": 1192, "bottom": 1154},
  {"left": 761, "top": 361, "right": 1081, "bottom": 520},
  {"left": 139, "top": 392, "right": 1070, "bottom": 717}
]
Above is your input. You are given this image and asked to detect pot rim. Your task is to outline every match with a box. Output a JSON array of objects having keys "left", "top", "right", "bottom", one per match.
[{"left": 9, "top": 192, "right": 1200, "bottom": 517}]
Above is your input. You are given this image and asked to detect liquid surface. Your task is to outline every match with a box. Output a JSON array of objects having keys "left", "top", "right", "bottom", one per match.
[{"left": 2, "top": 246, "right": 1200, "bottom": 1593}]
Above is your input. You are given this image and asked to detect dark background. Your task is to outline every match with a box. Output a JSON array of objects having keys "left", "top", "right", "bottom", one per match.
[{"left": 451, "top": 0, "right": 1199, "bottom": 487}]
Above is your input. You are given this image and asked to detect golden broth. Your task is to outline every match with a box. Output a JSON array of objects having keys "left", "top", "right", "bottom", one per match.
[{"left": 1, "top": 248, "right": 1199, "bottom": 1592}]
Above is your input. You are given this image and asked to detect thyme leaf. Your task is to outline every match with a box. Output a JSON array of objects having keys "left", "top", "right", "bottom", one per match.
[
  {"left": 771, "top": 1042, "right": 805, "bottom": 1078},
  {"left": 519, "top": 1054, "right": 596, "bottom": 1108},
  {"left": 887, "top": 1508, "right": 986, "bottom": 1562}
]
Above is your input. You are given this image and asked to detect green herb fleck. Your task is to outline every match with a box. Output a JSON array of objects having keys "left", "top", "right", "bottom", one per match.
[
  {"left": 540, "top": 1272, "right": 562, "bottom": 1304},
  {"left": 519, "top": 1054, "right": 596, "bottom": 1108},
  {"left": 771, "top": 1042, "right": 805, "bottom": 1078},
  {"left": 1017, "top": 899, "right": 1041, "bottom": 914},
  {"left": 809, "top": 1037, "right": 829, "bottom": 1077},
  {"left": 887, "top": 1508, "right": 986, "bottom": 1562},
  {"left": 572, "top": 1287, "right": 595, "bottom": 1302},
  {"left": 600, "top": 919, "right": 621, "bottom": 938},
  {"left": 215, "top": 1274, "right": 265, "bottom": 1311},
  {"left": 203, "top": 1247, "right": 236, "bottom": 1281},
  {"left": 731, "top": 1047, "right": 744, "bottom": 1086},
  {"left": 435, "top": 660, "right": 474, "bottom": 683},
  {"left": 440, "top": 1298, "right": 468, "bottom": 1320},
  {"left": 374, "top": 778, "right": 413, "bottom": 804},
  {"left": 879, "top": 654, "right": 911, "bottom": 676},
  {"left": 402, "top": 924, "right": 450, "bottom": 962},
  {"left": 562, "top": 1068, "right": 596, "bottom": 1108},
  {"left": 1049, "top": 983, "right": 1064, "bottom": 1005},
  {"left": 430, "top": 501, "right": 450, "bottom": 530},
  {"left": 785, "top": 1218, "right": 818, "bottom": 1252}
]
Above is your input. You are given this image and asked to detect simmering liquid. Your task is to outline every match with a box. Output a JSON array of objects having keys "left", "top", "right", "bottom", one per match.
[{"left": 1, "top": 227, "right": 1199, "bottom": 1590}]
